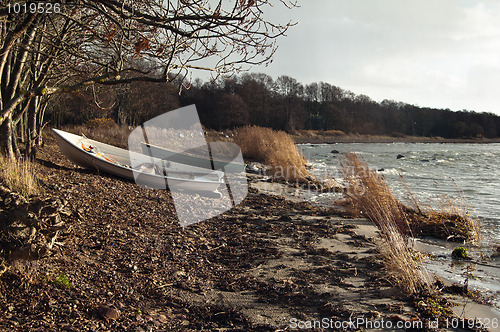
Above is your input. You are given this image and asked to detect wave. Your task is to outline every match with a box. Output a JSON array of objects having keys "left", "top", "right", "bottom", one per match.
[{"left": 377, "top": 168, "right": 404, "bottom": 175}]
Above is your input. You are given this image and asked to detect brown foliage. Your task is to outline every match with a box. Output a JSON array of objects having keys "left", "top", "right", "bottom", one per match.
[
  {"left": 340, "top": 153, "right": 428, "bottom": 294},
  {"left": 234, "top": 126, "right": 311, "bottom": 182}
]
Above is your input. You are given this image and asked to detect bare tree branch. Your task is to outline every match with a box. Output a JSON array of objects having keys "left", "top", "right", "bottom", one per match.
[{"left": 0, "top": 0, "right": 297, "bottom": 157}]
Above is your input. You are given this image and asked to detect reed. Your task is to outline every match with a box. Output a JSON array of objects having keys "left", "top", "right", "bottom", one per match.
[
  {"left": 404, "top": 198, "right": 479, "bottom": 243},
  {"left": 0, "top": 155, "right": 39, "bottom": 198},
  {"left": 234, "top": 125, "right": 311, "bottom": 182},
  {"left": 340, "top": 153, "right": 410, "bottom": 234},
  {"left": 396, "top": 174, "right": 479, "bottom": 243},
  {"left": 339, "top": 154, "right": 479, "bottom": 243},
  {"left": 340, "top": 153, "right": 428, "bottom": 294},
  {"left": 64, "top": 119, "right": 131, "bottom": 149},
  {"left": 323, "top": 130, "right": 346, "bottom": 136}
]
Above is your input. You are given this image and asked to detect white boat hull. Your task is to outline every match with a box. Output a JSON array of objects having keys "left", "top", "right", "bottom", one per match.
[
  {"left": 52, "top": 129, "right": 223, "bottom": 193},
  {"left": 141, "top": 142, "right": 244, "bottom": 173}
]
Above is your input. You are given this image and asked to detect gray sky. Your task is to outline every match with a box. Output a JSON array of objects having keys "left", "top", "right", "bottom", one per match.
[{"left": 249, "top": 0, "right": 500, "bottom": 115}]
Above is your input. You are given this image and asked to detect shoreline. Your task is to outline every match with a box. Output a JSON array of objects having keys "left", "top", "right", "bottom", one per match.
[
  {"left": 249, "top": 175, "right": 500, "bottom": 320},
  {"left": 291, "top": 133, "right": 500, "bottom": 144},
  {"left": 203, "top": 129, "right": 500, "bottom": 144},
  {"left": 0, "top": 135, "right": 498, "bottom": 330}
]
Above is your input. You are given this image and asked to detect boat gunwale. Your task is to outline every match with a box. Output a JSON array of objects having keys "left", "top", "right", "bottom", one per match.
[
  {"left": 52, "top": 129, "right": 223, "bottom": 185},
  {"left": 141, "top": 142, "right": 243, "bottom": 168}
]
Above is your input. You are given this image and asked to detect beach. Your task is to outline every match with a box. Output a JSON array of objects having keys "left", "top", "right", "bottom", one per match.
[{"left": 0, "top": 133, "right": 498, "bottom": 331}]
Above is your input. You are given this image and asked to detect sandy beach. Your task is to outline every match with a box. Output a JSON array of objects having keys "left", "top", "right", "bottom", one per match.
[
  {"left": 250, "top": 177, "right": 500, "bottom": 330},
  {"left": 0, "top": 134, "right": 498, "bottom": 331}
]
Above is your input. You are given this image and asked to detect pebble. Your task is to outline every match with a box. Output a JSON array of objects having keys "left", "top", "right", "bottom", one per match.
[{"left": 98, "top": 305, "right": 120, "bottom": 320}]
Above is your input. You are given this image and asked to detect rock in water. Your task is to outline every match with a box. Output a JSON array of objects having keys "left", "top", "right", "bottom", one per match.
[
  {"left": 330, "top": 149, "right": 340, "bottom": 154},
  {"left": 245, "top": 163, "right": 262, "bottom": 174},
  {"left": 396, "top": 154, "right": 405, "bottom": 159},
  {"left": 451, "top": 247, "right": 469, "bottom": 259}
]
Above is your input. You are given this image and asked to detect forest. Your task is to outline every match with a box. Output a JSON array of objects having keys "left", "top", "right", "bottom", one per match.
[
  {"left": 48, "top": 72, "right": 500, "bottom": 139},
  {"left": 0, "top": 0, "right": 294, "bottom": 159}
]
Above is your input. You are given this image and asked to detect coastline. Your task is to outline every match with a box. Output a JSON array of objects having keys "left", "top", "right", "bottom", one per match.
[
  {"left": 291, "top": 132, "right": 500, "bottom": 144},
  {"left": 249, "top": 176, "right": 500, "bottom": 327},
  {"left": 205, "top": 129, "right": 500, "bottom": 144},
  {"left": 0, "top": 134, "right": 498, "bottom": 331}
]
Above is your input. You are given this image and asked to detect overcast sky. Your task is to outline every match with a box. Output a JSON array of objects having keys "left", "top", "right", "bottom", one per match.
[{"left": 249, "top": 0, "right": 500, "bottom": 115}]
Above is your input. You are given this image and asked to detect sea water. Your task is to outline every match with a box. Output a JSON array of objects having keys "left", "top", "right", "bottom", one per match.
[{"left": 299, "top": 143, "right": 500, "bottom": 308}]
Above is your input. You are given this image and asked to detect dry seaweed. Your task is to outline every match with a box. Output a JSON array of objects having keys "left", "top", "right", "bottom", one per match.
[{"left": 0, "top": 138, "right": 466, "bottom": 331}]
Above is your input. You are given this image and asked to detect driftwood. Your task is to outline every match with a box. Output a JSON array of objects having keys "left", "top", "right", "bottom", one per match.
[{"left": 403, "top": 206, "right": 478, "bottom": 243}]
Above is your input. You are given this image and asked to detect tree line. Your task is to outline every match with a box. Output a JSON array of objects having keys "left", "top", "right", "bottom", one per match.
[{"left": 49, "top": 73, "right": 500, "bottom": 139}]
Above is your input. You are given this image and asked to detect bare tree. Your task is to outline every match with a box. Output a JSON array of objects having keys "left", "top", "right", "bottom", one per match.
[
  {"left": 239, "top": 73, "right": 273, "bottom": 126},
  {"left": 275, "top": 75, "right": 303, "bottom": 130},
  {"left": 0, "top": 0, "right": 296, "bottom": 158},
  {"left": 217, "top": 92, "right": 249, "bottom": 129}
]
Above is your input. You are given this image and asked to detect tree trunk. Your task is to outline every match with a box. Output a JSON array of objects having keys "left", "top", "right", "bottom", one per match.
[
  {"left": 12, "top": 122, "right": 20, "bottom": 159},
  {"left": 27, "top": 97, "right": 37, "bottom": 159},
  {"left": 36, "top": 101, "right": 46, "bottom": 146},
  {"left": 18, "top": 111, "right": 26, "bottom": 143},
  {"left": 0, "top": 113, "right": 15, "bottom": 160}
]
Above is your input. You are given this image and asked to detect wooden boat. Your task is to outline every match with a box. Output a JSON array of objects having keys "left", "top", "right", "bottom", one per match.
[
  {"left": 52, "top": 129, "right": 224, "bottom": 192},
  {"left": 141, "top": 142, "right": 244, "bottom": 173}
]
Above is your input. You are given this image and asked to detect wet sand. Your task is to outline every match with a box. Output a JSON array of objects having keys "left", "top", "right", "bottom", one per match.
[
  {"left": 1, "top": 135, "right": 498, "bottom": 331},
  {"left": 251, "top": 175, "right": 500, "bottom": 331}
]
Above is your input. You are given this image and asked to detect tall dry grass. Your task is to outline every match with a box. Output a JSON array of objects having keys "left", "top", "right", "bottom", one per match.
[
  {"left": 234, "top": 125, "right": 311, "bottom": 182},
  {"left": 399, "top": 176, "right": 479, "bottom": 243},
  {"left": 0, "top": 155, "right": 39, "bottom": 198},
  {"left": 339, "top": 153, "right": 479, "bottom": 243},
  {"left": 405, "top": 201, "right": 479, "bottom": 243},
  {"left": 63, "top": 118, "right": 132, "bottom": 149},
  {"left": 340, "top": 153, "right": 428, "bottom": 294}
]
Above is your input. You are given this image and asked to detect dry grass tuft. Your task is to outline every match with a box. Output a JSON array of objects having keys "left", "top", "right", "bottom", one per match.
[
  {"left": 404, "top": 202, "right": 479, "bottom": 243},
  {"left": 397, "top": 175, "right": 479, "bottom": 243},
  {"left": 234, "top": 125, "right": 311, "bottom": 182},
  {"left": 340, "top": 153, "right": 410, "bottom": 235},
  {"left": 323, "top": 130, "right": 346, "bottom": 136},
  {"left": 294, "top": 130, "right": 346, "bottom": 137},
  {"left": 339, "top": 153, "right": 479, "bottom": 244},
  {"left": 339, "top": 152, "right": 480, "bottom": 293},
  {"left": 84, "top": 117, "right": 118, "bottom": 130},
  {"left": 340, "top": 153, "right": 428, "bottom": 294},
  {"left": 0, "top": 155, "right": 39, "bottom": 198}
]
